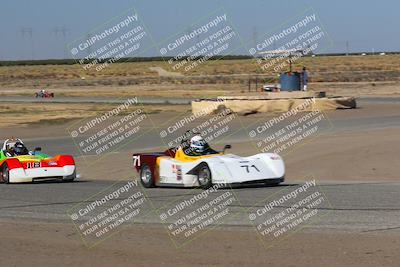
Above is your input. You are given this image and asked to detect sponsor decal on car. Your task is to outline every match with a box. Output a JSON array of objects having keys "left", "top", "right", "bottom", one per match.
[{"left": 172, "top": 164, "right": 183, "bottom": 180}]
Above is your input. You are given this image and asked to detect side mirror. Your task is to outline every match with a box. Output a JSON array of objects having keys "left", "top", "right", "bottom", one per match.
[
  {"left": 34, "top": 147, "right": 42, "bottom": 152},
  {"left": 223, "top": 145, "right": 231, "bottom": 154}
]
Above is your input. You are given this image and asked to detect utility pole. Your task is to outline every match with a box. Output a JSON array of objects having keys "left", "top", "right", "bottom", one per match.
[
  {"left": 21, "top": 27, "right": 34, "bottom": 60},
  {"left": 86, "top": 33, "right": 92, "bottom": 59},
  {"left": 252, "top": 26, "right": 258, "bottom": 50},
  {"left": 346, "top": 40, "right": 349, "bottom": 56},
  {"left": 306, "top": 43, "right": 313, "bottom": 56},
  {"left": 53, "top": 26, "right": 69, "bottom": 59},
  {"left": 59, "top": 27, "right": 69, "bottom": 59}
]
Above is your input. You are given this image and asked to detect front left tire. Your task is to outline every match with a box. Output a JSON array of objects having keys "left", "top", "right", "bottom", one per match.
[
  {"left": 140, "top": 164, "right": 155, "bottom": 188},
  {"left": 1, "top": 164, "right": 10, "bottom": 184}
]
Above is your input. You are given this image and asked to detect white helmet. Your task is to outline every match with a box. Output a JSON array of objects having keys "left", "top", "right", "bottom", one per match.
[{"left": 190, "top": 135, "right": 206, "bottom": 153}]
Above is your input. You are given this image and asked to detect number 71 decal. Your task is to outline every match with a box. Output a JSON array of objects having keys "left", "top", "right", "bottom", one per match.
[
  {"left": 240, "top": 164, "right": 260, "bottom": 173},
  {"left": 133, "top": 155, "right": 141, "bottom": 167}
]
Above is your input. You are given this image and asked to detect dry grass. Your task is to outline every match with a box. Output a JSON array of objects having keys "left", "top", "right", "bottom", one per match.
[
  {"left": 1, "top": 54, "right": 399, "bottom": 79},
  {"left": 0, "top": 102, "right": 190, "bottom": 127},
  {"left": 0, "top": 54, "right": 399, "bottom": 99}
]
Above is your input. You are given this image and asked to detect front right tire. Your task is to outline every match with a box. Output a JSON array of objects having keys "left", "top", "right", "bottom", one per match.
[{"left": 197, "top": 163, "right": 212, "bottom": 189}]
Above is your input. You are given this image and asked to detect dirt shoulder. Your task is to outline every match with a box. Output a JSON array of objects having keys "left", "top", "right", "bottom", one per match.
[{"left": 0, "top": 219, "right": 399, "bottom": 267}]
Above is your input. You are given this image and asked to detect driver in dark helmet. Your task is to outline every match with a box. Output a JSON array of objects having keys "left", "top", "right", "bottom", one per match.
[{"left": 12, "top": 141, "right": 29, "bottom": 156}]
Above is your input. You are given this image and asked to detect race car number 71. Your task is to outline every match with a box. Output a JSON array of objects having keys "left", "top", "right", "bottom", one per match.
[{"left": 240, "top": 164, "right": 260, "bottom": 173}]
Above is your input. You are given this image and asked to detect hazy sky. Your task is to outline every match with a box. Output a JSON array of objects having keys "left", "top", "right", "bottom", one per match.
[{"left": 0, "top": 0, "right": 398, "bottom": 60}]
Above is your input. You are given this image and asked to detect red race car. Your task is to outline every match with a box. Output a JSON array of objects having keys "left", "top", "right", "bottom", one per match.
[{"left": 35, "top": 89, "right": 54, "bottom": 98}]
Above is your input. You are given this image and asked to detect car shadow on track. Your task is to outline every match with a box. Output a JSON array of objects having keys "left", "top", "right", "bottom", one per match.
[
  {"left": 3, "top": 180, "right": 91, "bottom": 185},
  {"left": 155, "top": 183, "right": 299, "bottom": 191},
  {"left": 227, "top": 182, "right": 299, "bottom": 190}
]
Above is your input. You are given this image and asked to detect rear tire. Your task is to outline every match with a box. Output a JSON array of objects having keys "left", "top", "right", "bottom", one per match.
[
  {"left": 1, "top": 164, "right": 10, "bottom": 184},
  {"left": 197, "top": 163, "right": 212, "bottom": 189},
  {"left": 268, "top": 182, "right": 281, "bottom": 186},
  {"left": 140, "top": 164, "right": 154, "bottom": 188},
  {"left": 265, "top": 177, "right": 284, "bottom": 187},
  {"left": 63, "top": 169, "right": 76, "bottom": 182}
]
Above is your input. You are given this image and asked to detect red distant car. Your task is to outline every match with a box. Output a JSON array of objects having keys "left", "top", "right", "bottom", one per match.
[{"left": 35, "top": 89, "right": 54, "bottom": 98}]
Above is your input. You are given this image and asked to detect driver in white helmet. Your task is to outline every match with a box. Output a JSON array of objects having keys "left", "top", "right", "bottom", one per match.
[{"left": 182, "top": 134, "right": 218, "bottom": 156}]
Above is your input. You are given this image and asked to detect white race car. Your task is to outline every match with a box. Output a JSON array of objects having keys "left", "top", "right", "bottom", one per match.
[
  {"left": 0, "top": 138, "right": 76, "bottom": 183},
  {"left": 132, "top": 144, "right": 285, "bottom": 189}
]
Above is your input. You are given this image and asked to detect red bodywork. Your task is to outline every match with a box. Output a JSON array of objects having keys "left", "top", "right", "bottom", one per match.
[
  {"left": 35, "top": 91, "right": 54, "bottom": 98},
  {"left": 132, "top": 149, "right": 176, "bottom": 183},
  {"left": 0, "top": 155, "right": 75, "bottom": 171}
]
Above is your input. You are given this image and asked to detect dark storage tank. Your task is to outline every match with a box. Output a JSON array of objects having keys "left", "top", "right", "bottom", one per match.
[{"left": 280, "top": 72, "right": 301, "bottom": 91}]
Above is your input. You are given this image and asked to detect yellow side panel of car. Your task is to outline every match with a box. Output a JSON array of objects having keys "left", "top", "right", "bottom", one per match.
[
  {"left": 13, "top": 155, "right": 41, "bottom": 163},
  {"left": 174, "top": 148, "right": 221, "bottom": 163}
]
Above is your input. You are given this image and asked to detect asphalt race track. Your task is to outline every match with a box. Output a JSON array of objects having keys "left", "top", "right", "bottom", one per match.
[
  {"left": 1, "top": 98, "right": 399, "bottom": 235},
  {"left": 1, "top": 96, "right": 395, "bottom": 157},
  {"left": 0, "top": 180, "right": 400, "bottom": 233}
]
